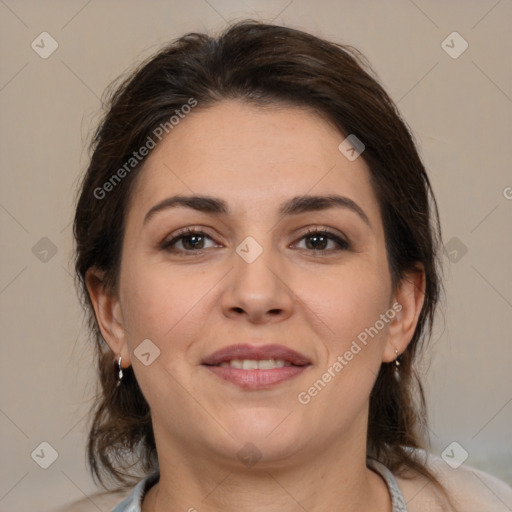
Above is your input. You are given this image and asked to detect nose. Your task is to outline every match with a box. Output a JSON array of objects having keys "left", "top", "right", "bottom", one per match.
[{"left": 220, "top": 240, "right": 295, "bottom": 324}]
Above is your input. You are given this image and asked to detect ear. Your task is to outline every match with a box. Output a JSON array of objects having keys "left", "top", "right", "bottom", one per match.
[
  {"left": 382, "top": 265, "right": 426, "bottom": 363},
  {"left": 85, "top": 267, "right": 131, "bottom": 367}
]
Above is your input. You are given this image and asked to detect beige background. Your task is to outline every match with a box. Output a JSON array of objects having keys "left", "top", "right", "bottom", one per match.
[{"left": 1, "top": 1, "right": 511, "bottom": 511}]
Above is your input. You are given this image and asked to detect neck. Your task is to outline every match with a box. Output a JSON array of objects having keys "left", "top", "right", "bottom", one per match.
[{"left": 143, "top": 425, "right": 391, "bottom": 512}]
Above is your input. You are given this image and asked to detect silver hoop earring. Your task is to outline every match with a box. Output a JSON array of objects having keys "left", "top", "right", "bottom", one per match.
[
  {"left": 115, "top": 355, "right": 123, "bottom": 386},
  {"left": 394, "top": 348, "right": 401, "bottom": 380}
]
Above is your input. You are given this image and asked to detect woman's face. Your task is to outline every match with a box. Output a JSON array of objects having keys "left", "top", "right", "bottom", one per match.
[{"left": 101, "top": 100, "right": 417, "bottom": 467}]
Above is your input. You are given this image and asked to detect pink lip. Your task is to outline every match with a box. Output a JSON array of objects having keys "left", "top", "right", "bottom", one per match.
[{"left": 201, "top": 343, "right": 311, "bottom": 390}]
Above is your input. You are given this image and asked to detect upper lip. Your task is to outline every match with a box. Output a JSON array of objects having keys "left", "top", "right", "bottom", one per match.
[{"left": 201, "top": 344, "right": 311, "bottom": 366}]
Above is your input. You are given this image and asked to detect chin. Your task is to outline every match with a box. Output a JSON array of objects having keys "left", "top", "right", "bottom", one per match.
[{"left": 216, "top": 410, "right": 306, "bottom": 463}]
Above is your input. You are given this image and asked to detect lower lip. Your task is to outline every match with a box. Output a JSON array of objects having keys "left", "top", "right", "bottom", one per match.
[{"left": 203, "top": 365, "right": 308, "bottom": 389}]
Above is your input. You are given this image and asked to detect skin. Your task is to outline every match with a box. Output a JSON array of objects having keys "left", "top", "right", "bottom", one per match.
[{"left": 87, "top": 100, "right": 425, "bottom": 512}]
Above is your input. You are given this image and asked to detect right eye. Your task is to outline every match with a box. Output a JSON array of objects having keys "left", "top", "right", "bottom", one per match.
[{"left": 161, "top": 228, "right": 221, "bottom": 254}]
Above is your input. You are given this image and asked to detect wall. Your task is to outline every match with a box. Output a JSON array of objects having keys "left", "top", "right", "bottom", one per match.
[{"left": 1, "top": 1, "right": 511, "bottom": 510}]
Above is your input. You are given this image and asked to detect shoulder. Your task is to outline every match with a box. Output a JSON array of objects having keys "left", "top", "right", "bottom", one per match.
[
  {"left": 395, "top": 449, "right": 512, "bottom": 512},
  {"left": 60, "top": 471, "right": 159, "bottom": 512},
  {"left": 56, "top": 489, "right": 131, "bottom": 512}
]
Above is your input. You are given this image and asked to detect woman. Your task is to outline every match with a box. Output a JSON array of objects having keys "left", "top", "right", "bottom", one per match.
[{"left": 73, "top": 20, "right": 511, "bottom": 512}]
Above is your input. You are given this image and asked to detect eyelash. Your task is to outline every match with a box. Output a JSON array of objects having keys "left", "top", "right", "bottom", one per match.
[{"left": 160, "top": 227, "right": 350, "bottom": 255}]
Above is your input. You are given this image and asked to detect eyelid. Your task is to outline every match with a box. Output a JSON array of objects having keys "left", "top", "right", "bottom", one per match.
[
  {"left": 296, "top": 225, "right": 347, "bottom": 239},
  {"left": 160, "top": 226, "right": 222, "bottom": 250}
]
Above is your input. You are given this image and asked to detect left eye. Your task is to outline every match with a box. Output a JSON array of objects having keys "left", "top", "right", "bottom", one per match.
[{"left": 294, "top": 230, "right": 349, "bottom": 251}]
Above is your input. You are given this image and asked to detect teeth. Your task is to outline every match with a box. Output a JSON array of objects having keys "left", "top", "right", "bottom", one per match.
[
  {"left": 258, "top": 359, "right": 279, "bottom": 369},
  {"left": 242, "top": 359, "right": 259, "bottom": 370},
  {"left": 219, "top": 359, "right": 289, "bottom": 369}
]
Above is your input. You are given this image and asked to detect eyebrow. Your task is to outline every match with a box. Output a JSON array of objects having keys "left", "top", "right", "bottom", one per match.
[{"left": 143, "top": 194, "right": 371, "bottom": 228}]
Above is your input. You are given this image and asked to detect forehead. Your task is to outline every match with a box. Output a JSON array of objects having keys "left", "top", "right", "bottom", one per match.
[{"left": 127, "top": 100, "right": 381, "bottom": 224}]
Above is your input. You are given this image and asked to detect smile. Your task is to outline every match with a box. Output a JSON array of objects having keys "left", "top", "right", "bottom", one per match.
[
  {"left": 218, "top": 359, "right": 291, "bottom": 369},
  {"left": 202, "top": 344, "right": 311, "bottom": 389}
]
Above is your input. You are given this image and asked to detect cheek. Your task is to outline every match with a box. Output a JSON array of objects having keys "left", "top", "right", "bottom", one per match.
[
  {"left": 296, "top": 256, "right": 392, "bottom": 351},
  {"left": 117, "top": 261, "right": 214, "bottom": 410},
  {"left": 294, "top": 269, "right": 392, "bottom": 424},
  {"left": 119, "top": 259, "right": 214, "bottom": 346}
]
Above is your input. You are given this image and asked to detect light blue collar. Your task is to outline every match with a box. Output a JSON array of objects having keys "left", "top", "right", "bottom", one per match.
[{"left": 111, "top": 459, "right": 407, "bottom": 511}]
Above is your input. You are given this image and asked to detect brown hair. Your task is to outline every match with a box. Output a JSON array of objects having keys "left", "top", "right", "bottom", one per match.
[{"left": 74, "top": 19, "right": 446, "bottom": 497}]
